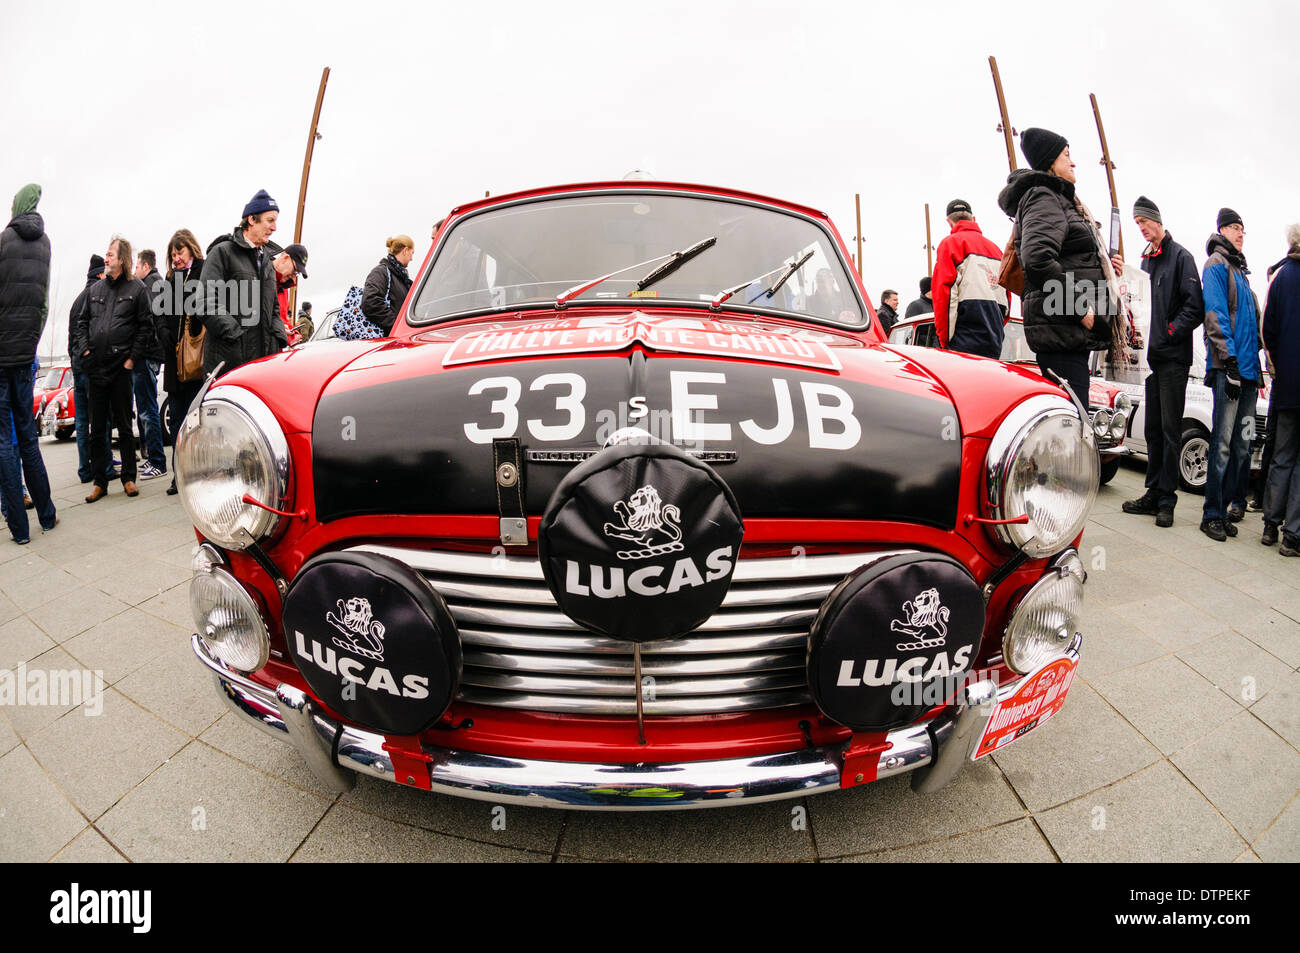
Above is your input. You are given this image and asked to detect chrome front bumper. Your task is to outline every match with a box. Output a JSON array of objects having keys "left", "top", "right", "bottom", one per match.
[{"left": 192, "top": 635, "right": 1029, "bottom": 810}]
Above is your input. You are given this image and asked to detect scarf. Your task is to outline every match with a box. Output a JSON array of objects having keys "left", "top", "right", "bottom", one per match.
[
  {"left": 1072, "top": 192, "right": 1128, "bottom": 355},
  {"left": 386, "top": 254, "right": 411, "bottom": 285}
]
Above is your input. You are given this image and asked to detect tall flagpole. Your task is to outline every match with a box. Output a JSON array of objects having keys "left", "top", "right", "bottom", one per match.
[
  {"left": 989, "top": 56, "right": 1017, "bottom": 172},
  {"left": 289, "top": 67, "right": 330, "bottom": 323},
  {"left": 1090, "top": 93, "right": 1124, "bottom": 259}
]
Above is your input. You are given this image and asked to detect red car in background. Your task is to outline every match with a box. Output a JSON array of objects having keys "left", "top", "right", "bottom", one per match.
[
  {"left": 176, "top": 181, "right": 1097, "bottom": 809},
  {"left": 34, "top": 364, "right": 75, "bottom": 440}
]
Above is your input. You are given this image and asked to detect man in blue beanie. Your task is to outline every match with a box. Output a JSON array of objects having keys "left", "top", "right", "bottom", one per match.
[{"left": 201, "top": 189, "right": 288, "bottom": 376}]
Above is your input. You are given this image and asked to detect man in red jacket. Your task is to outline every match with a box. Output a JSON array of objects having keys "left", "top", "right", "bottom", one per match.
[{"left": 931, "top": 199, "right": 1009, "bottom": 358}]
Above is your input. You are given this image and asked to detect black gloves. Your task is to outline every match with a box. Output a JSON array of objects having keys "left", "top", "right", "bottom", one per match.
[{"left": 1224, "top": 357, "right": 1241, "bottom": 400}]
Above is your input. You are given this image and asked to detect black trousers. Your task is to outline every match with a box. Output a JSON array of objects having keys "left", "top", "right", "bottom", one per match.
[
  {"left": 1035, "top": 350, "right": 1091, "bottom": 410},
  {"left": 1143, "top": 362, "right": 1190, "bottom": 509},
  {"left": 89, "top": 369, "right": 137, "bottom": 488}
]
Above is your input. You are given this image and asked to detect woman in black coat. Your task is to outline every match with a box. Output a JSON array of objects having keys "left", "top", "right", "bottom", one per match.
[
  {"left": 361, "top": 235, "right": 416, "bottom": 333},
  {"left": 161, "top": 228, "right": 204, "bottom": 495},
  {"left": 997, "top": 127, "right": 1119, "bottom": 404}
]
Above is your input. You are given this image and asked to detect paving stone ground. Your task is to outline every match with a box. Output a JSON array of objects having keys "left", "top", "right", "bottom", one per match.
[{"left": 0, "top": 440, "right": 1295, "bottom": 862}]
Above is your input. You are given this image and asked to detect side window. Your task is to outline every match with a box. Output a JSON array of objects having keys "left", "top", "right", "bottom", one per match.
[
  {"left": 889, "top": 326, "right": 913, "bottom": 345},
  {"left": 913, "top": 323, "right": 939, "bottom": 348}
]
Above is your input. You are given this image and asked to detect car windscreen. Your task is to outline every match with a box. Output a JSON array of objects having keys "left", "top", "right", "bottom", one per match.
[
  {"left": 409, "top": 193, "right": 866, "bottom": 329},
  {"left": 1000, "top": 321, "right": 1033, "bottom": 363},
  {"left": 38, "top": 368, "right": 62, "bottom": 389}
]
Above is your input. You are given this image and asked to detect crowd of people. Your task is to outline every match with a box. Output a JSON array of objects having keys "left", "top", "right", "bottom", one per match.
[{"left": 875, "top": 126, "right": 1300, "bottom": 553}]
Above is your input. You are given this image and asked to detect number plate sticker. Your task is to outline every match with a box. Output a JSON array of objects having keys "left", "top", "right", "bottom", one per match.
[{"left": 973, "top": 656, "right": 1079, "bottom": 760}]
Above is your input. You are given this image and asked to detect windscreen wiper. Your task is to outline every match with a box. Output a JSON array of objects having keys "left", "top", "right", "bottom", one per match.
[
  {"left": 709, "top": 249, "right": 814, "bottom": 311},
  {"left": 555, "top": 236, "right": 717, "bottom": 309}
]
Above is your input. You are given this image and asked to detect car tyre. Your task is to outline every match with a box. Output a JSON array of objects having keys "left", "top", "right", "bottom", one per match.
[
  {"left": 55, "top": 427, "right": 73, "bottom": 441},
  {"left": 1179, "top": 426, "right": 1210, "bottom": 494},
  {"left": 1099, "top": 456, "right": 1121, "bottom": 485}
]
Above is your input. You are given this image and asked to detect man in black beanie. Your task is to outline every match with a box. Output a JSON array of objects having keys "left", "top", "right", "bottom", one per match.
[
  {"left": 905, "top": 276, "right": 934, "bottom": 318},
  {"left": 1121, "top": 196, "right": 1205, "bottom": 527},
  {"left": 67, "top": 253, "right": 113, "bottom": 483}
]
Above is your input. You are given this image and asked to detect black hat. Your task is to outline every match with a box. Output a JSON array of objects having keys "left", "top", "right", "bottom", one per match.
[
  {"left": 1020, "top": 127, "right": 1069, "bottom": 173},
  {"left": 1132, "top": 196, "right": 1162, "bottom": 224},
  {"left": 946, "top": 199, "right": 972, "bottom": 217},
  {"left": 284, "top": 242, "right": 309, "bottom": 278},
  {"left": 302, "top": 301, "right": 312, "bottom": 312},
  {"left": 920, "top": 276, "right": 932, "bottom": 295},
  {"left": 241, "top": 188, "right": 279, "bottom": 219},
  {"left": 1217, "top": 207, "right": 1243, "bottom": 230},
  {"left": 87, "top": 254, "right": 105, "bottom": 279}
]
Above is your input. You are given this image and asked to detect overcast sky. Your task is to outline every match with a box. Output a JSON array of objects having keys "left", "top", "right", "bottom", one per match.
[{"left": 4, "top": 0, "right": 1297, "bottom": 361}]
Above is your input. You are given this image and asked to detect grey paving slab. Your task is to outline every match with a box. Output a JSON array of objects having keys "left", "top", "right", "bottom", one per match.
[
  {"left": 1178, "top": 631, "right": 1294, "bottom": 709},
  {"left": 1251, "top": 796, "right": 1300, "bottom": 863},
  {"left": 991, "top": 680, "right": 1161, "bottom": 812},
  {"left": 1232, "top": 609, "right": 1300, "bottom": 668},
  {"left": 1251, "top": 671, "right": 1300, "bottom": 750},
  {"left": 0, "top": 552, "right": 57, "bottom": 590},
  {"left": 136, "top": 581, "right": 193, "bottom": 631},
  {"left": 831, "top": 818, "right": 1056, "bottom": 863},
  {"left": 1108, "top": 593, "right": 1228, "bottom": 652},
  {"left": 0, "top": 592, "right": 21, "bottom": 626},
  {"left": 97, "top": 741, "right": 331, "bottom": 862},
  {"left": 91, "top": 557, "right": 191, "bottom": 608},
  {"left": 198, "top": 713, "right": 337, "bottom": 798},
  {"left": 0, "top": 746, "right": 88, "bottom": 861},
  {"left": 1222, "top": 569, "right": 1300, "bottom": 607},
  {"left": 156, "top": 541, "right": 200, "bottom": 571},
  {"left": 809, "top": 759, "right": 1022, "bottom": 857},
  {"left": 115, "top": 640, "right": 227, "bottom": 737},
  {"left": 0, "top": 614, "right": 57, "bottom": 670},
  {"left": 1090, "top": 656, "right": 1243, "bottom": 755},
  {"left": 58, "top": 544, "right": 140, "bottom": 586},
  {"left": 1035, "top": 761, "right": 1245, "bottom": 862},
  {"left": 1235, "top": 849, "right": 1262, "bottom": 862},
  {"left": 563, "top": 797, "right": 815, "bottom": 862},
  {"left": 1082, "top": 562, "right": 1157, "bottom": 607},
  {"left": 291, "top": 803, "right": 548, "bottom": 863},
  {"left": 4, "top": 567, "right": 80, "bottom": 612},
  {"left": 25, "top": 688, "right": 188, "bottom": 820},
  {"left": 2, "top": 645, "right": 84, "bottom": 739},
  {"left": 1170, "top": 711, "right": 1300, "bottom": 842},
  {"left": 1076, "top": 603, "right": 1166, "bottom": 681},
  {"left": 61, "top": 607, "right": 187, "bottom": 685},
  {"left": 26, "top": 585, "right": 132, "bottom": 643},
  {"left": 51, "top": 827, "right": 127, "bottom": 863},
  {"left": 0, "top": 712, "right": 17, "bottom": 755},
  {"left": 341, "top": 773, "right": 565, "bottom": 854}
]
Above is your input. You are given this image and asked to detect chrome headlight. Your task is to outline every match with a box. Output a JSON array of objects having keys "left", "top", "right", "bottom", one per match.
[
  {"left": 986, "top": 395, "right": 1099, "bottom": 557},
  {"left": 176, "top": 387, "right": 289, "bottom": 550},
  {"left": 1112, "top": 392, "right": 1132, "bottom": 414},
  {"left": 1109, "top": 410, "right": 1127, "bottom": 440},
  {"left": 1091, "top": 409, "right": 1110, "bottom": 437},
  {"left": 190, "top": 562, "right": 270, "bottom": 673},
  {"left": 1003, "top": 550, "right": 1085, "bottom": 674}
]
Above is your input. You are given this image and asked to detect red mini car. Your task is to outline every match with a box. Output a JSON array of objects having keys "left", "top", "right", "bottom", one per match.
[
  {"left": 177, "top": 181, "right": 1096, "bottom": 809},
  {"left": 35, "top": 365, "right": 75, "bottom": 440}
]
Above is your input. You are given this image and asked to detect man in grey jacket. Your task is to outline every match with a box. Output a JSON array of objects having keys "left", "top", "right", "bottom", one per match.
[{"left": 202, "top": 190, "right": 288, "bottom": 377}]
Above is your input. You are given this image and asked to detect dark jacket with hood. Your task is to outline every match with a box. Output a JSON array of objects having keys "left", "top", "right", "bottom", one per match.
[
  {"left": 1263, "top": 249, "right": 1300, "bottom": 410},
  {"left": 362, "top": 255, "right": 414, "bottom": 334},
  {"left": 997, "top": 169, "right": 1114, "bottom": 354},
  {"left": 71, "top": 269, "right": 154, "bottom": 385},
  {"left": 1140, "top": 231, "right": 1204, "bottom": 368},
  {"left": 67, "top": 272, "right": 101, "bottom": 372},
  {"left": 904, "top": 295, "right": 932, "bottom": 318},
  {"left": 201, "top": 226, "right": 287, "bottom": 376},
  {"left": 0, "top": 184, "right": 52, "bottom": 367},
  {"left": 158, "top": 257, "right": 204, "bottom": 394}
]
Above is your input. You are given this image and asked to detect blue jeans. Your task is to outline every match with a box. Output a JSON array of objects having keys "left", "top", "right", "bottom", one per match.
[
  {"left": 1203, "top": 369, "right": 1258, "bottom": 522},
  {"left": 71, "top": 356, "right": 111, "bottom": 483},
  {"left": 133, "top": 361, "right": 166, "bottom": 471},
  {"left": 0, "top": 365, "right": 56, "bottom": 540}
]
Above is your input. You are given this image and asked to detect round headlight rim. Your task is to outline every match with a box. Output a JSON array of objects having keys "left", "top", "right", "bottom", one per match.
[
  {"left": 985, "top": 394, "right": 1099, "bottom": 555},
  {"left": 1001, "top": 549, "right": 1085, "bottom": 675},
  {"left": 176, "top": 386, "right": 292, "bottom": 551},
  {"left": 191, "top": 565, "right": 271, "bottom": 674}
]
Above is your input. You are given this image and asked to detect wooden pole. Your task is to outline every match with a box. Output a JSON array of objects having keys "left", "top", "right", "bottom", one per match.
[
  {"left": 924, "top": 203, "right": 933, "bottom": 275},
  {"left": 854, "top": 193, "right": 863, "bottom": 280},
  {"left": 989, "top": 56, "right": 1017, "bottom": 172},
  {"left": 1090, "top": 93, "right": 1124, "bottom": 259},
  {"left": 289, "top": 66, "right": 330, "bottom": 324}
]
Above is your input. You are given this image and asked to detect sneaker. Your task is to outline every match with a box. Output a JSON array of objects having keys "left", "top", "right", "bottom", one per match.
[
  {"left": 1262, "top": 522, "right": 1279, "bottom": 546},
  {"left": 1224, "top": 520, "right": 1238, "bottom": 538},
  {"left": 1155, "top": 508, "right": 1174, "bottom": 528},
  {"left": 139, "top": 463, "right": 164, "bottom": 481},
  {"left": 1227, "top": 503, "right": 1245, "bottom": 523},
  {"left": 1122, "top": 493, "right": 1160, "bottom": 516},
  {"left": 1281, "top": 534, "right": 1300, "bottom": 557},
  {"left": 1248, "top": 498, "right": 1264, "bottom": 512},
  {"left": 1200, "top": 519, "right": 1228, "bottom": 542}
]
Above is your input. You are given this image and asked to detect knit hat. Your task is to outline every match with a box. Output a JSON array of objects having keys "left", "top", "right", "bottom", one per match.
[
  {"left": 87, "top": 254, "right": 105, "bottom": 279},
  {"left": 284, "top": 243, "right": 308, "bottom": 278},
  {"left": 1217, "top": 207, "right": 1243, "bottom": 230},
  {"left": 241, "top": 189, "right": 279, "bottom": 219},
  {"left": 919, "top": 276, "right": 932, "bottom": 295},
  {"left": 1020, "top": 127, "right": 1068, "bottom": 173},
  {"left": 946, "top": 199, "right": 972, "bottom": 217},
  {"left": 1132, "top": 195, "right": 1161, "bottom": 224}
]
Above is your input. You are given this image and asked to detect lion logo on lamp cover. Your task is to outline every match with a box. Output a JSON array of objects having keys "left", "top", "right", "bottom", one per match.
[
  {"left": 890, "top": 587, "right": 950, "bottom": 651},
  {"left": 602, "top": 484, "right": 684, "bottom": 560},
  {"left": 327, "top": 597, "right": 387, "bottom": 661}
]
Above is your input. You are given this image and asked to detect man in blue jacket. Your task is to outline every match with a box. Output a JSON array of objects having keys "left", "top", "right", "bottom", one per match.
[
  {"left": 1260, "top": 224, "right": 1300, "bottom": 554},
  {"left": 1121, "top": 197, "right": 1204, "bottom": 527},
  {"left": 1200, "top": 208, "right": 1263, "bottom": 542}
]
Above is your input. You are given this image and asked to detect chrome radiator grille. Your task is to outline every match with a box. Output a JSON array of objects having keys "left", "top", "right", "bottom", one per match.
[{"left": 349, "top": 545, "right": 902, "bottom": 716}]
